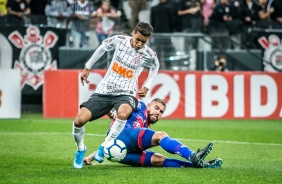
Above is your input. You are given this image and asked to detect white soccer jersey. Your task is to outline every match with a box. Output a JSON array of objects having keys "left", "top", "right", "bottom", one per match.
[{"left": 85, "top": 35, "right": 160, "bottom": 96}]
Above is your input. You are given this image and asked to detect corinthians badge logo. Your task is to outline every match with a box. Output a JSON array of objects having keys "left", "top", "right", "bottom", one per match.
[
  {"left": 9, "top": 26, "right": 58, "bottom": 90},
  {"left": 258, "top": 34, "right": 282, "bottom": 72}
]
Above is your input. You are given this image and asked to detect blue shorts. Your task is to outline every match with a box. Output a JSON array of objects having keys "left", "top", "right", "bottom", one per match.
[{"left": 117, "top": 128, "right": 156, "bottom": 166}]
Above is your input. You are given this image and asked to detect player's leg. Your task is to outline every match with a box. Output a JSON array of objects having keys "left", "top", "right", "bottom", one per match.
[
  {"left": 73, "top": 94, "right": 112, "bottom": 168},
  {"left": 94, "top": 95, "right": 138, "bottom": 163},
  {"left": 72, "top": 107, "right": 91, "bottom": 169},
  {"left": 101, "top": 104, "right": 131, "bottom": 143},
  {"left": 85, "top": 151, "right": 222, "bottom": 168},
  {"left": 150, "top": 152, "right": 195, "bottom": 167},
  {"left": 120, "top": 151, "right": 194, "bottom": 168},
  {"left": 109, "top": 95, "right": 138, "bottom": 141},
  {"left": 154, "top": 154, "right": 222, "bottom": 168},
  {"left": 86, "top": 128, "right": 139, "bottom": 164},
  {"left": 151, "top": 131, "right": 213, "bottom": 166},
  {"left": 132, "top": 129, "right": 194, "bottom": 167}
]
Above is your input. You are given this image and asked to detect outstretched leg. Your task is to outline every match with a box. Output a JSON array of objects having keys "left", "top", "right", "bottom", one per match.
[
  {"left": 153, "top": 132, "right": 214, "bottom": 166},
  {"left": 85, "top": 151, "right": 222, "bottom": 168},
  {"left": 120, "top": 151, "right": 195, "bottom": 168}
]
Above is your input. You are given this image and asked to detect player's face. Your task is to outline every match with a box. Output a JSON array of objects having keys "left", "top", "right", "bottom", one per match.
[
  {"left": 130, "top": 31, "right": 150, "bottom": 50},
  {"left": 147, "top": 101, "right": 166, "bottom": 124}
]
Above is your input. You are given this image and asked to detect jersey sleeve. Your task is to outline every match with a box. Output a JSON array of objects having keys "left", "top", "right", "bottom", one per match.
[
  {"left": 84, "top": 35, "right": 120, "bottom": 69},
  {"left": 101, "top": 35, "right": 119, "bottom": 51},
  {"left": 142, "top": 51, "right": 160, "bottom": 90},
  {"left": 84, "top": 45, "right": 106, "bottom": 69}
]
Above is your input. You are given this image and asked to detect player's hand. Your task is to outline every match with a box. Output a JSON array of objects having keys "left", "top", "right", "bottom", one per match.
[
  {"left": 107, "top": 109, "right": 117, "bottom": 119},
  {"left": 138, "top": 87, "right": 149, "bottom": 97},
  {"left": 80, "top": 68, "right": 90, "bottom": 86}
]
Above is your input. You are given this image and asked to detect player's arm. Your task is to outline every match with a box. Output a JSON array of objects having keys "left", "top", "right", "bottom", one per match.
[
  {"left": 139, "top": 54, "right": 160, "bottom": 97},
  {"left": 80, "top": 46, "right": 105, "bottom": 85},
  {"left": 84, "top": 36, "right": 118, "bottom": 69},
  {"left": 84, "top": 44, "right": 106, "bottom": 70},
  {"left": 81, "top": 36, "right": 117, "bottom": 85},
  {"left": 80, "top": 45, "right": 105, "bottom": 85}
]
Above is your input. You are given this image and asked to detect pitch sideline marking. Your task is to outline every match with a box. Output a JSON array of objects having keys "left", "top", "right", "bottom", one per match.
[{"left": 0, "top": 132, "right": 282, "bottom": 146}]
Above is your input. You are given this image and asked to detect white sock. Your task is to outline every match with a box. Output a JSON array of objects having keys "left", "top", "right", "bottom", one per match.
[
  {"left": 101, "top": 118, "right": 126, "bottom": 146},
  {"left": 72, "top": 122, "right": 85, "bottom": 151}
]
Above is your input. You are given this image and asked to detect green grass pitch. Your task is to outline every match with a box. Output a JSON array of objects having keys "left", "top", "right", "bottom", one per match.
[{"left": 0, "top": 114, "right": 281, "bottom": 184}]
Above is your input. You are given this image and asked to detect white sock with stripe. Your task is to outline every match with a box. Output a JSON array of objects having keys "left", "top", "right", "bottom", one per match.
[
  {"left": 72, "top": 122, "right": 85, "bottom": 151},
  {"left": 101, "top": 118, "right": 126, "bottom": 146}
]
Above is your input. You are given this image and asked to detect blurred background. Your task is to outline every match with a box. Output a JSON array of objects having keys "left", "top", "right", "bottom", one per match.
[{"left": 0, "top": 0, "right": 281, "bottom": 118}]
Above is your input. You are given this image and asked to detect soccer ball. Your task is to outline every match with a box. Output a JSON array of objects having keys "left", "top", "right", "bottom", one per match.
[{"left": 104, "top": 139, "right": 127, "bottom": 162}]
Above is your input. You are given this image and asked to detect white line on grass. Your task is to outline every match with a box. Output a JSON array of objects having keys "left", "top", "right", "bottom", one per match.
[{"left": 1, "top": 132, "right": 282, "bottom": 147}]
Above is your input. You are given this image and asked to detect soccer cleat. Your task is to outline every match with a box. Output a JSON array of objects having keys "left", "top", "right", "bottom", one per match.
[
  {"left": 197, "top": 158, "right": 223, "bottom": 168},
  {"left": 189, "top": 142, "right": 214, "bottom": 166},
  {"left": 94, "top": 145, "right": 104, "bottom": 163},
  {"left": 73, "top": 146, "right": 87, "bottom": 169}
]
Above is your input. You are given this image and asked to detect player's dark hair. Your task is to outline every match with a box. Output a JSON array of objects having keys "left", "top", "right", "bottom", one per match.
[
  {"left": 134, "top": 21, "right": 153, "bottom": 37},
  {"left": 151, "top": 98, "right": 166, "bottom": 108}
]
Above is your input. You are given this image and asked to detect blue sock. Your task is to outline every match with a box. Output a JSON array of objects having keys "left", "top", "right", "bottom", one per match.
[
  {"left": 162, "top": 158, "right": 195, "bottom": 168},
  {"left": 160, "top": 136, "right": 193, "bottom": 159}
]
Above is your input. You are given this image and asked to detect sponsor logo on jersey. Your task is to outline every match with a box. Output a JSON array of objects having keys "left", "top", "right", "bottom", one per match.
[
  {"left": 112, "top": 61, "right": 134, "bottom": 79},
  {"left": 106, "top": 85, "right": 133, "bottom": 94},
  {"left": 133, "top": 56, "right": 142, "bottom": 64}
]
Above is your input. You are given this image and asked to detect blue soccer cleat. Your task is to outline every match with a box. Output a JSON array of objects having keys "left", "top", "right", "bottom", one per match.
[
  {"left": 94, "top": 145, "right": 104, "bottom": 163},
  {"left": 73, "top": 146, "right": 87, "bottom": 169},
  {"left": 189, "top": 142, "right": 214, "bottom": 166},
  {"left": 198, "top": 158, "right": 223, "bottom": 168}
]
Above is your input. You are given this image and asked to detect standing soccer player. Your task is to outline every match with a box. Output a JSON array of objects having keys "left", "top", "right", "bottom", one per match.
[{"left": 72, "top": 21, "right": 160, "bottom": 169}]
